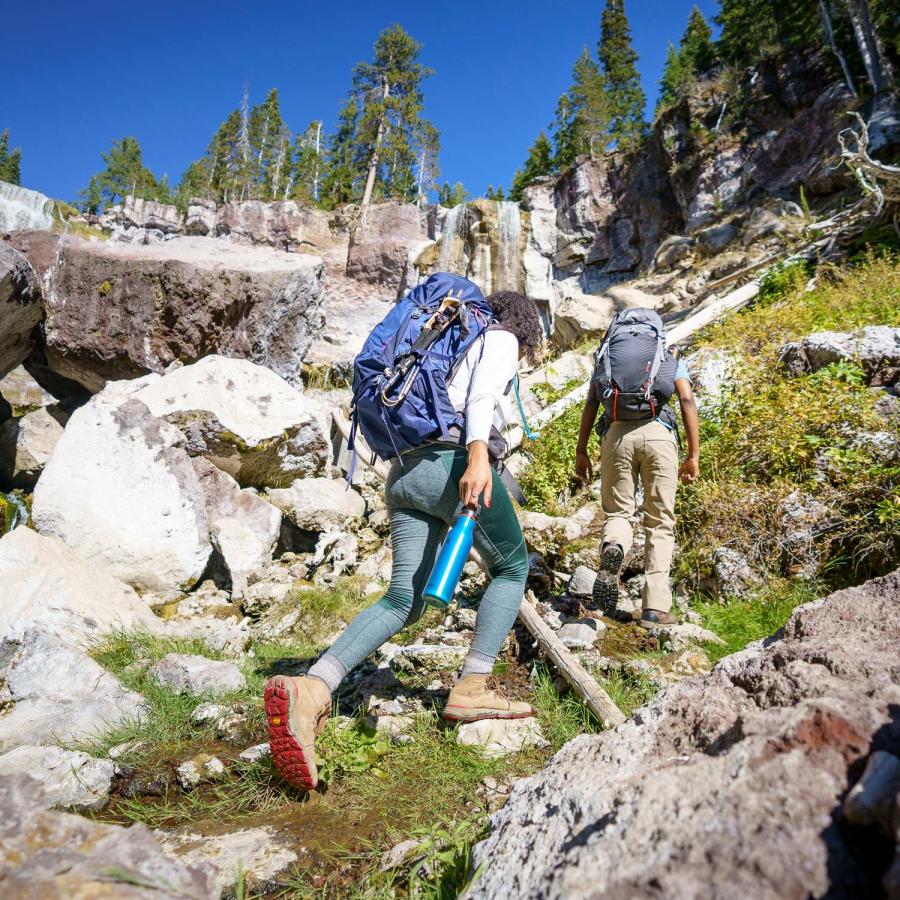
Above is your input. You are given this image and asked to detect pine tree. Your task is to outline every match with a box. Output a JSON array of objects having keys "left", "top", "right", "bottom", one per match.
[
  {"left": 321, "top": 99, "right": 360, "bottom": 208},
  {"left": 250, "top": 88, "right": 286, "bottom": 199},
  {"left": 292, "top": 120, "right": 325, "bottom": 204},
  {"left": 494, "top": 185, "right": 506, "bottom": 201},
  {"left": 680, "top": 6, "right": 716, "bottom": 73},
  {"left": 716, "top": 0, "right": 818, "bottom": 66},
  {"left": 510, "top": 131, "right": 554, "bottom": 201},
  {"left": 174, "top": 160, "right": 208, "bottom": 211},
  {"left": 554, "top": 48, "right": 611, "bottom": 167},
  {"left": 351, "top": 24, "right": 436, "bottom": 215},
  {"left": 79, "top": 137, "right": 161, "bottom": 209},
  {"left": 598, "top": 0, "right": 646, "bottom": 148},
  {"left": 205, "top": 109, "right": 242, "bottom": 202},
  {"left": 438, "top": 181, "right": 467, "bottom": 207},
  {"left": 658, "top": 44, "right": 691, "bottom": 110},
  {"left": 0, "top": 129, "right": 22, "bottom": 185}
]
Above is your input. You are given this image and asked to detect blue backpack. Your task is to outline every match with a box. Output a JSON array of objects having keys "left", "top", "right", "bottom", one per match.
[{"left": 349, "top": 273, "right": 495, "bottom": 470}]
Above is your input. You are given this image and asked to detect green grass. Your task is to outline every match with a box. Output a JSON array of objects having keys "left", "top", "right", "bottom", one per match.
[{"left": 694, "top": 579, "right": 820, "bottom": 663}]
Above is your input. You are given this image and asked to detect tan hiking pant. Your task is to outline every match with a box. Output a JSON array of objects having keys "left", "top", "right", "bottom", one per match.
[{"left": 600, "top": 420, "right": 678, "bottom": 613}]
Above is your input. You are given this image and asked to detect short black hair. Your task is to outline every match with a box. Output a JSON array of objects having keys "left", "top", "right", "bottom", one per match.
[{"left": 487, "top": 291, "right": 544, "bottom": 365}]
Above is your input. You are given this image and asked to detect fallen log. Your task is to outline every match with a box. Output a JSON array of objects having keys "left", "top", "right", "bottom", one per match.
[{"left": 519, "top": 590, "right": 626, "bottom": 728}]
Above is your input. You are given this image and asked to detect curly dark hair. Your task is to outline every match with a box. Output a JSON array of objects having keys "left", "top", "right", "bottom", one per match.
[{"left": 486, "top": 291, "right": 544, "bottom": 365}]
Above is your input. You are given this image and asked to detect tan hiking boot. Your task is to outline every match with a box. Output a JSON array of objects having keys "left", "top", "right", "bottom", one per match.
[
  {"left": 443, "top": 675, "right": 532, "bottom": 722},
  {"left": 639, "top": 608, "right": 678, "bottom": 628},
  {"left": 264, "top": 675, "right": 331, "bottom": 791}
]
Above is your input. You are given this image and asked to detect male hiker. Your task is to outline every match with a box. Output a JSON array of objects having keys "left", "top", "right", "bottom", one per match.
[{"left": 574, "top": 308, "right": 699, "bottom": 627}]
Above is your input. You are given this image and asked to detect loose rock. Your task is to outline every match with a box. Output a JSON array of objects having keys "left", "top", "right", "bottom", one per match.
[
  {"left": 149, "top": 653, "right": 247, "bottom": 697},
  {"left": 267, "top": 476, "right": 366, "bottom": 531},
  {"left": 0, "top": 746, "right": 115, "bottom": 810},
  {"left": 457, "top": 717, "right": 548, "bottom": 759}
]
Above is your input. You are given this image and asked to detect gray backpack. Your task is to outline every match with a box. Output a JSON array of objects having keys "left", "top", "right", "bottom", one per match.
[{"left": 592, "top": 307, "right": 678, "bottom": 432}]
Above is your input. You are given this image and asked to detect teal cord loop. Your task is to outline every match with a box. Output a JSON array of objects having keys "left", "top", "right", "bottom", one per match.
[{"left": 512, "top": 376, "right": 540, "bottom": 440}]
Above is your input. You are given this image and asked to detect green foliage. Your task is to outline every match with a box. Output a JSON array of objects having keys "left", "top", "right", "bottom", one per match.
[
  {"left": 510, "top": 131, "right": 554, "bottom": 201},
  {"left": 292, "top": 120, "right": 325, "bottom": 204},
  {"left": 756, "top": 259, "right": 811, "bottom": 303},
  {"left": 676, "top": 254, "right": 900, "bottom": 587},
  {"left": 715, "top": 0, "right": 819, "bottom": 68},
  {"left": 485, "top": 184, "right": 507, "bottom": 201},
  {"left": 598, "top": 0, "right": 646, "bottom": 149},
  {"left": 78, "top": 136, "right": 167, "bottom": 212},
  {"left": 695, "top": 579, "right": 819, "bottom": 662},
  {"left": 530, "top": 664, "right": 602, "bottom": 746},
  {"left": 0, "top": 128, "right": 22, "bottom": 184},
  {"left": 657, "top": 7, "right": 717, "bottom": 113},
  {"left": 321, "top": 99, "right": 359, "bottom": 208},
  {"left": 439, "top": 180, "right": 468, "bottom": 207},
  {"left": 519, "top": 396, "right": 597, "bottom": 512},
  {"left": 316, "top": 718, "right": 391, "bottom": 785},
  {"left": 680, "top": 6, "right": 716, "bottom": 73},
  {"left": 554, "top": 48, "right": 611, "bottom": 168},
  {"left": 351, "top": 24, "right": 436, "bottom": 204}
]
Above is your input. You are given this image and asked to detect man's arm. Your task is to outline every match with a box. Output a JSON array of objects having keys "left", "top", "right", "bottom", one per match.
[
  {"left": 675, "top": 378, "right": 700, "bottom": 483},
  {"left": 574, "top": 382, "right": 600, "bottom": 483}
]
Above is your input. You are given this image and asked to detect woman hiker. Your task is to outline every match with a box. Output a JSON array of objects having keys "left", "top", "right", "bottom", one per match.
[{"left": 264, "top": 284, "right": 545, "bottom": 791}]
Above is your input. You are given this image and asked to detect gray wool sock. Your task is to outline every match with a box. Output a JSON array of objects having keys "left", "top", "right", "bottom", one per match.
[
  {"left": 306, "top": 653, "right": 348, "bottom": 695},
  {"left": 458, "top": 649, "right": 495, "bottom": 681}
]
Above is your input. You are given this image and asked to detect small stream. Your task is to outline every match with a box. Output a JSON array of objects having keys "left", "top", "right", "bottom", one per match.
[{"left": 0, "top": 491, "right": 30, "bottom": 534}]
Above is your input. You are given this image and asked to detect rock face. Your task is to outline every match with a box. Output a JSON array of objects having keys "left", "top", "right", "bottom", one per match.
[
  {"left": 0, "top": 774, "right": 216, "bottom": 898},
  {"left": 133, "top": 355, "right": 329, "bottom": 488},
  {"left": 0, "top": 630, "right": 148, "bottom": 750},
  {"left": 0, "top": 242, "right": 41, "bottom": 380},
  {"left": 469, "top": 570, "right": 900, "bottom": 899},
  {"left": 7, "top": 231, "right": 324, "bottom": 391},
  {"left": 0, "top": 181, "right": 55, "bottom": 232},
  {"left": 346, "top": 202, "right": 428, "bottom": 289},
  {"left": 32, "top": 395, "right": 213, "bottom": 592},
  {"left": 0, "top": 527, "right": 161, "bottom": 642}
]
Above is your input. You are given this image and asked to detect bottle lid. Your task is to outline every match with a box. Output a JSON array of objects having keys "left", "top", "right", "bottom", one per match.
[{"left": 461, "top": 504, "right": 478, "bottom": 518}]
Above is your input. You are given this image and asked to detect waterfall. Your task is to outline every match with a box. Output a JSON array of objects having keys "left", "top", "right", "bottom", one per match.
[
  {"left": 437, "top": 203, "right": 468, "bottom": 274},
  {"left": 495, "top": 201, "right": 522, "bottom": 292},
  {"left": 0, "top": 491, "right": 29, "bottom": 535},
  {"left": 0, "top": 181, "right": 55, "bottom": 232}
]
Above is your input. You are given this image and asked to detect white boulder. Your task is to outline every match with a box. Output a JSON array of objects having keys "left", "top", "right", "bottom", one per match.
[
  {"left": 149, "top": 653, "right": 247, "bottom": 697},
  {"left": 0, "top": 630, "right": 148, "bottom": 751},
  {"left": 32, "top": 396, "right": 213, "bottom": 592},
  {"left": 0, "top": 527, "right": 161, "bottom": 643},
  {"left": 133, "top": 355, "right": 329, "bottom": 488},
  {"left": 267, "top": 476, "right": 365, "bottom": 532},
  {"left": 457, "top": 717, "right": 548, "bottom": 759},
  {"left": 192, "top": 458, "right": 281, "bottom": 598},
  {"left": 0, "top": 746, "right": 115, "bottom": 811}
]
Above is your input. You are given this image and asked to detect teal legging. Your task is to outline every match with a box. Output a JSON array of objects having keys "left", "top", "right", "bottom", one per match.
[{"left": 324, "top": 446, "right": 528, "bottom": 674}]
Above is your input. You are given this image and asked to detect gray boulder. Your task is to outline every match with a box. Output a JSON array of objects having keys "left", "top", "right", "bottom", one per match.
[
  {"left": 779, "top": 326, "right": 900, "bottom": 385},
  {"left": 469, "top": 569, "right": 900, "bottom": 899},
  {"left": 779, "top": 490, "right": 832, "bottom": 579},
  {"left": 558, "top": 618, "right": 606, "bottom": 650},
  {"left": 0, "top": 630, "right": 148, "bottom": 751},
  {"left": 0, "top": 242, "right": 41, "bottom": 380},
  {"left": 0, "top": 404, "right": 67, "bottom": 489},
  {"left": 653, "top": 235, "right": 694, "bottom": 271},
  {"left": 267, "top": 476, "right": 365, "bottom": 531},
  {"left": 0, "top": 746, "right": 114, "bottom": 810},
  {"left": 149, "top": 653, "right": 247, "bottom": 697},
  {"left": 696, "top": 221, "right": 737, "bottom": 254},
  {"left": 457, "top": 717, "right": 548, "bottom": 759},
  {"left": 567, "top": 566, "right": 598, "bottom": 598},
  {"left": 709, "top": 547, "right": 761, "bottom": 599},
  {"left": 685, "top": 348, "right": 738, "bottom": 416},
  {"left": 0, "top": 774, "right": 216, "bottom": 897}
]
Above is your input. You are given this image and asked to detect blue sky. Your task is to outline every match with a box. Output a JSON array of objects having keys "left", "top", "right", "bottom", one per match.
[{"left": 4, "top": 0, "right": 720, "bottom": 203}]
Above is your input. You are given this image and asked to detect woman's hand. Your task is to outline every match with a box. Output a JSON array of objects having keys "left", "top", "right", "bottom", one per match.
[
  {"left": 575, "top": 450, "right": 593, "bottom": 484},
  {"left": 460, "top": 441, "right": 493, "bottom": 508}
]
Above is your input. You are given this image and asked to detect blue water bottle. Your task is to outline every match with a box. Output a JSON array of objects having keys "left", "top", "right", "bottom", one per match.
[{"left": 422, "top": 505, "right": 478, "bottom": 607}]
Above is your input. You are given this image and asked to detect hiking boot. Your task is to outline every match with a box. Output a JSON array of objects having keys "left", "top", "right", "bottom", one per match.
[
  {"left": 443, "top": 675, "right": 532, "bottom": 722},
  {"left": 264, "top": 675, "right": 331, "bottom": 791},
  {"left": 592, "top": 543, "right": 624, "bottom": 617},
  {"left": 639, "top": 608, "right": 678, "bottom": 628}
]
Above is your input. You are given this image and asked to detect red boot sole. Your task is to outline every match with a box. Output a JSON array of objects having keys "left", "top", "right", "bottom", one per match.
[{"left": 264, "top": 676, "right": 316, "bottom": 792}]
